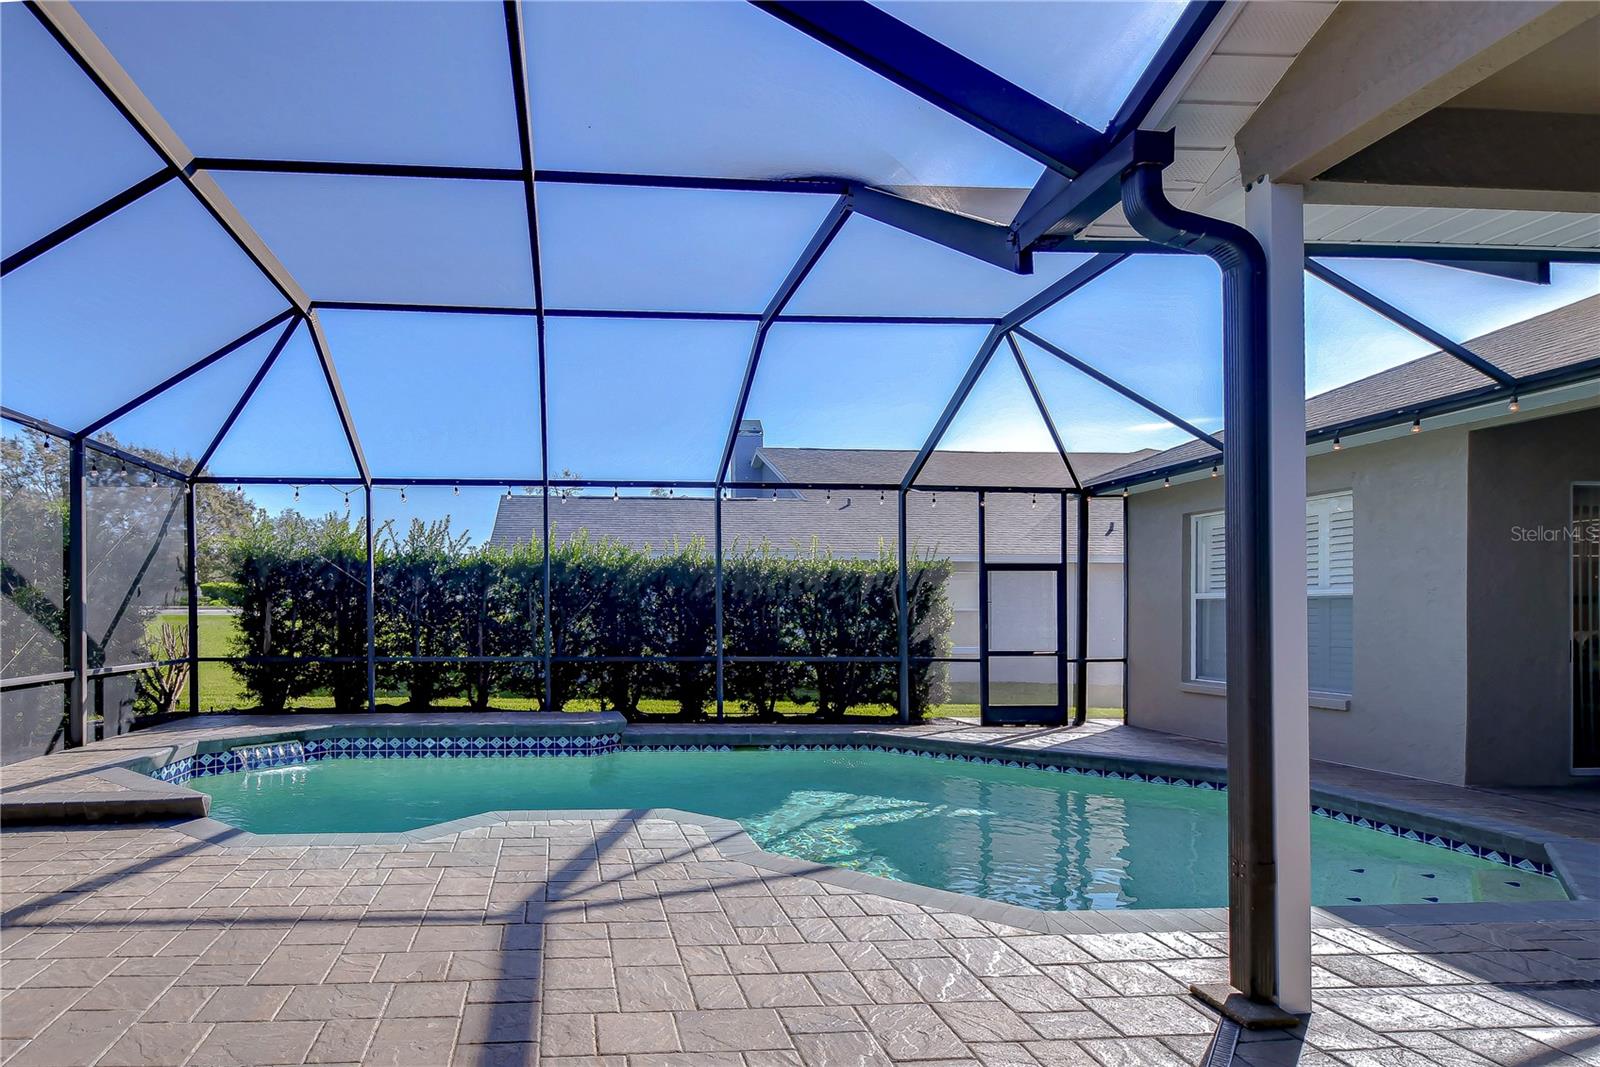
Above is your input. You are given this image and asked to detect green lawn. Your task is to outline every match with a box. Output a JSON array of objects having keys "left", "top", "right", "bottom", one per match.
[{"left": 158, "top": 612, "right": 1122, "bottom": 721}]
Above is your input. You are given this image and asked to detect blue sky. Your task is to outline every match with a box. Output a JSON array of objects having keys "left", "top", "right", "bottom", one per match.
[{"left": 4, "top": 2, "right": 1598, "bottom": 545}]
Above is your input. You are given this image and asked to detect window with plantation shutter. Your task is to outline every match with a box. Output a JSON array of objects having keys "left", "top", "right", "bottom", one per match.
[{"left": 1189, "top": 492, "right": 1354, "bottom": 693}]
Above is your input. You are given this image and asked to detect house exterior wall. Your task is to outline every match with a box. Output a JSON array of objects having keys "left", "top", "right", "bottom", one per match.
[
  {"left": 1126, "top": 429, "right": 1472, "bottom": 784},
  {"left": 1466, "top": 407, "right": 1600, "bottom": 785}
]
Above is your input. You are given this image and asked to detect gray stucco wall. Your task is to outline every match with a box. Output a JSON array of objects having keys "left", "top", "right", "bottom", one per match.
[
  {"left": 1466, "top": 407, "right": 1600, "bottom": 786},
  {"left": 1127, "top": 429, "right": 1472, "bottom": 784}
]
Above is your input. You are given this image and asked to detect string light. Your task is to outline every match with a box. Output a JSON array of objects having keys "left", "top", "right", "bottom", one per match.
[
  {"left": 1122, "top": 487, "right": 1129, "bottom": 498},
  {"left": 1410, "top": 417, "right": 1422, "bottom": 434},
  {"left": 825, "top": 488, "right": 832, "bottom": 503},
  {"left": 878, "top": 489, "right": 884, "bottom": 505},
  {"left": 293, "top": 486, "right": 300, "bottom": 501},
  {"left": 613, "top": 487, "right": 619, "bottom": 501},
  {"left": 1332, "top": 435, "right": 1343, "bottom": 451},
  {"left": 40, "top": 437, "right": 50, "bottom": 451},
  {"left": 1210, "top": 466, "right": 1218, "bottom": 478},
  {"left": 1030, "top": 493, "right": 1036, "bottom": 509},
  {"left": 772, "top": 487, "right": 778, "bottom": 501},
  {"left": 400, "top": 488, "right": 407, "bottom": 503},
  {"left": 1508, "top": 395, "right": 1520, "bottom": 413},
  {"left": 931, "top": 493, "right": 937, "bottom": 508},
  {"left": 453, "top": 485, "right": 459, "bottom": 496},
  {"left": 1163, "top": 476, "right": 1171, "bottom": 488}
]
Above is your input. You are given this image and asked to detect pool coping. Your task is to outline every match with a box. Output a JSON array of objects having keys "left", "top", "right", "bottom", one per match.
[
  {"left": 5, "top": 714, "right": 1598, "bottom": 920},
  {"left": 159, "top": 806, "right": 1599, "bottom": 938}
]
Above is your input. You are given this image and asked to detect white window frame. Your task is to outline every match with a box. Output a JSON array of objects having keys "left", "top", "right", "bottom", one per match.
[{"left": 1189, "top": 491, "right": 1355, "bottom": 691}]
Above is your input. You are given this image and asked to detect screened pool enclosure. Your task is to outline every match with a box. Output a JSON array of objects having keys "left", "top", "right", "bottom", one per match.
[
  {"left": 7, "top": 0, "right": 1595, "bottom": 752},
  {"left": 11, "top": 0, "right": 1600, "bottom": 1022}
]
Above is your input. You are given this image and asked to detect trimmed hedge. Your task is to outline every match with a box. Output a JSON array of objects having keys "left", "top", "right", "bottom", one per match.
[{"left": 226, "top": 515, "right": 952, "bottom": 721}]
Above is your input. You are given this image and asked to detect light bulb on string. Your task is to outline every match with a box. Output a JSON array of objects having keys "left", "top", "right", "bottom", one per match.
[
  {"left": 613, "top": 487, "right": 619, "bottom": 501},
  {"left": 453, "top": 485, "right": 459, "bottom": 496},
  {"left": 400, "top": 488, "right": 407, "bottom": 503},
  {"left": 1030, "top": 493, "right": 1036, "bottom": 509}
]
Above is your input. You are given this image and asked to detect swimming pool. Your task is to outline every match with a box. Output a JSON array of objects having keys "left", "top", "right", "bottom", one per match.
[{"left": 188, "top": 747, "right": 1566, "bottom": 911}]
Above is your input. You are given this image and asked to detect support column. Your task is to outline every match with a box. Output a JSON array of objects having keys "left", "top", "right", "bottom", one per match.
[
  {"left": 976, "top": 492, "right": 989, "bottom": 724},
  {"left": 715, "top": 490, "right": 725, "bottom": 720},
  {"left": 66, "top": 438, "right": 88, "bottom": 746},
  {"left": 1246, "top": 179, "right": 1312, "bottom": 1014},
  {"left": 365, "top": 485, "right": 376, "bottom": 712},
  {"left": 1074, "top": 492, "right": 1089, "bottom": 727},
  {"left": 186, "top": 483, "right": 200, "bottom": 716},
  {"left": 896, "top": 489, "right": 910, "bottom": 723}
]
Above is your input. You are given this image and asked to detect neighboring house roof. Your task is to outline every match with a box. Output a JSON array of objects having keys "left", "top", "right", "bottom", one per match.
[
  {"left": 754, "top": 448, "right": 1155, "bottom": 490},
  {"left": 1091, "top": 295, "right": 1600, "bottom": 489},
  {"left": 489, "top": 490, "right": 1130, "bottom": 563}
]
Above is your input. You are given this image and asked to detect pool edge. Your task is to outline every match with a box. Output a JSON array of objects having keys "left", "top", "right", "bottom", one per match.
[{"left": 160, "top": 805, "right": 1600, "bottom": 938}]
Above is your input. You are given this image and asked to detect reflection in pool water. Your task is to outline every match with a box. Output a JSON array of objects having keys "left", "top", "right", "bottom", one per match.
[{"left": 190, "top": 748, "right": 1566, "bottom": 910}]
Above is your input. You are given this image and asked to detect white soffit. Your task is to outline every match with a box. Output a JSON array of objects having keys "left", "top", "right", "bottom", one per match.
[{"left": 1077, "top": 0, "right": 1600, "bottom": 253}]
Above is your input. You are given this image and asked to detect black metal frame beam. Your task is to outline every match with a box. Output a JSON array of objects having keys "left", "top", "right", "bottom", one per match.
[
  {"left": 25, "top": 1, "right": 372, "bottom": 500},
  {"left": 1011, "top": 129, "right": 1176, "bottom": 252},
  {"left": 847, "top": 185, "right": 1024, "bottom": 272},
  {"left": 311, "top": 300, "right": 999, "bottom": 326},
  {"left": 502, "top": 0, "right": 555, "bottom": 711},
  {"left": 1012, "top": 327, "right": 1224, "bottom": 451},
  {"left": 193, "top": 317, "right": 303, "bottom": 476},
  {"left": 901, "top": 252, "right": 1128, "bottom": 489},
  {"left": 1010, "top": 1, "right": 1223, "bottom": 242},
  {"left": 712, "top": 196, "right": 852, "bottom": 716},
  {"left": 1004, "top": 333, "right": 1080, "bottom": 491},
  {"left": 194, "top": 156, "right": 846, "bottom": 195},
  {"left": 24, "top": 2, "right": 310, "bottom": 312},
  {"left": 304, "top": 311, "right": 370, "bottom": 483},
  {"left": 751, "top": 1, "right": 1105, "bottom": 178},
  {"left": 717, "top": 199, "right": 853, "bottom": 485},
  {"left": 1, "top": 168, "right": 175, "bottom": 277},
  {"left": 1305, "top": 259, "right": 1518, "bottom": 386},
  {"left": 78, "top": 310, "right": 297, "bottom": 438}
]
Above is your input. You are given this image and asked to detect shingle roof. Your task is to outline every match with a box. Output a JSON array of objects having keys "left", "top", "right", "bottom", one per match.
[
  {"left": 1089, "top": 295, "right": 1600, "bottom": 487},
  {"left": 489, "top": 490, "right": 1129, "bottom": 563},
  {"left": 755, "top": 448, "right": 1155, "bottom": 489}
]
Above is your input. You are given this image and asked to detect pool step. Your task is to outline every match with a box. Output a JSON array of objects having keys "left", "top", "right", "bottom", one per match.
[{"left": 231, "top": 741, "right": 307, "bottom": 771}]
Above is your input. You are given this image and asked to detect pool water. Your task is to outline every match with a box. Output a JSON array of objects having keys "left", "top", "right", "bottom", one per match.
[{"left": 190, "top": 748, "right": 1566, "bottom": 910}]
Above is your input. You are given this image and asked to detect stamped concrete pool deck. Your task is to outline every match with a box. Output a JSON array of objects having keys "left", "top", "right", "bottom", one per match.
[{"left": 2, "top": 714, "right": 1598, "bottom": 1065}]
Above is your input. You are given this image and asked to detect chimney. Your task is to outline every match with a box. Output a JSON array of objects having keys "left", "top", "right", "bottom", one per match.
[{"left": 730, "top": 419, "right": 765, "bottom": 498}]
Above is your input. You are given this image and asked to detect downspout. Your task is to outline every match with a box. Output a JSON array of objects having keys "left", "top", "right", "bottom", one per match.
[{"left": 1121, "top": 164, "right": 1281, "bottom": 1010}]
